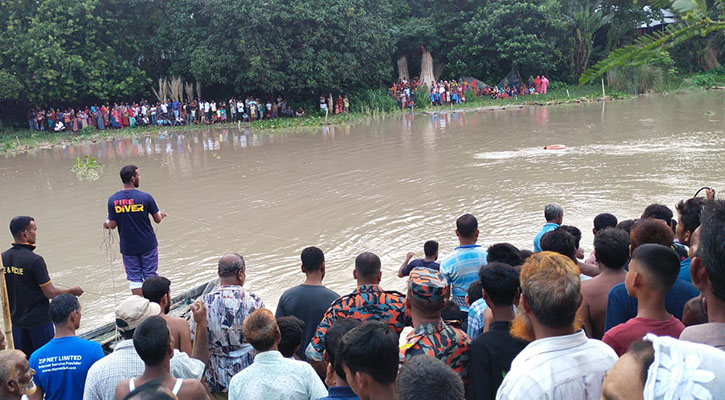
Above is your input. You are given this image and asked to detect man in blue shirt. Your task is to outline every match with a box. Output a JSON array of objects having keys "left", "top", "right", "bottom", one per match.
[
  {"left": 29, "top": 294, "right": 104, "bottom": 400},
  {"left": 533, "top": 204, "right": 563, "bottom": 252},
  {"left": 104, "top": 165, "right": 166, "bottom": 295},
  {"left": 440, "top": 214, "right": 488, "bottom": 314}
]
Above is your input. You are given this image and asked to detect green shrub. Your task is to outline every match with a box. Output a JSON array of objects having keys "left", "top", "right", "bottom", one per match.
[
  {"left": 349, "top": 88, "right": 398, "bottom": 114},
  {"left": 683, "top": 67, "right": 725, "bottom": 87},
  {"left": 548, "top": 81, "right": 566, "bottom": 90},
  {"left": 607, "top": 51, "right": 677, "bottom": 94}
]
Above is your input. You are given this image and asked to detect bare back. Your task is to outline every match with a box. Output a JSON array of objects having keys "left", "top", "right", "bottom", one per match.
[
  {"left": 162, "top": 314, "right": 193, "bottom": 355},
  {"left": 579, "top": 271, "right": 626, "bottom": 339},
  {"left": 176, "top": 378, "right": 210, "bottom": 400},
  {"left": 114, "top": 377, "right": 209, "bottom": 400}
]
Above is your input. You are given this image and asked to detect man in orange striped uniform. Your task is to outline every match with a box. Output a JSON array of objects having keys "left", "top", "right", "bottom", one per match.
[
  {"left": 400, "top": 268, "right": 470, "bottom": 381},
  {"left": 305, "top": 252, "right": 407, "bottom": 362}
]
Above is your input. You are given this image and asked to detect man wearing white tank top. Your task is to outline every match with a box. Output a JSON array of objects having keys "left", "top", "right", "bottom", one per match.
[{"left": 114, "top": 316, "right": 209, "bottom": 399}]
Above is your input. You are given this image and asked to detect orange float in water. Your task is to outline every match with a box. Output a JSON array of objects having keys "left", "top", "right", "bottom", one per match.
[{"left": 543, "top": 144, "right": 566, "bottom": 150}]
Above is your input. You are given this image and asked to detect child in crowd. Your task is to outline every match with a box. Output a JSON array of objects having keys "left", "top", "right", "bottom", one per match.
[
  {"left": 602, "top": 244, "right": 685, "bottom": 356},
  {"left": 467, "top": 262, "right": 528, "bottom": 399},
  {"left": 276, "top": 316, "right": 304, "bottom": 359}
]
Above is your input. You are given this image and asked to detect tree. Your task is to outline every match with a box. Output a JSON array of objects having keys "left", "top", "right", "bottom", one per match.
[
  {"left": 581, "top": 0, "right": 725, "bottom": 83},
  {"left": 392, "top": 0, "right": 477, "bottom": 83},
  {"left": 150, "top": 0, "right": 395, "bottom": 99},
  {"left": 0, "top": 0, "right": 151, "bottom": 106},
  {"left": 563, "top": 0, "right": 614, "bottom": 80},
  {"left": 450, "top": 0, "right": 568, "bottom": 80}
]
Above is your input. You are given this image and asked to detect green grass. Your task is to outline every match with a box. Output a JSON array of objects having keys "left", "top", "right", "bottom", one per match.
[{"left": 0, "top": 113, "right": 362, "bottom": 154}]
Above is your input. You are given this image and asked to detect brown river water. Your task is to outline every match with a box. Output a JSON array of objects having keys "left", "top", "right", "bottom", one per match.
[{"left": 1, "top": 91, "right": 723, "bottom": 333}]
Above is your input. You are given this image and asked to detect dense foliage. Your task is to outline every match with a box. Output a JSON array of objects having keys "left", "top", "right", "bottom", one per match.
[
  {"left": 0, "top": 0, "right": 721, "bottom": 111},
  {"left": 581, "top": 0, "right": 725, "bottom": 83}
]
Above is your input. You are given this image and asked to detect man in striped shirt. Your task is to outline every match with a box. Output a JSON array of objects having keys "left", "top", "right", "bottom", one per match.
[{"left": 440, "top": 214, "right": 488, "bottom": 316}]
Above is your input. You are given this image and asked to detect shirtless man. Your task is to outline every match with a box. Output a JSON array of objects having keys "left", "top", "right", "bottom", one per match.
[
  {"left": 142, "top": 277, "right": 192, "bottom": 355},
  {"left": 114, "top": 316, "right": 208, "bottom": 400},
  {"left": 578, "top": 228, "right": 630, "bottom": 339}
]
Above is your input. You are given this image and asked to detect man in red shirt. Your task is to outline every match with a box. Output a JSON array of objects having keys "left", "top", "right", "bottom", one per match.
[{"left": 602, "top": 244, "right": 685, "bottom": 356}]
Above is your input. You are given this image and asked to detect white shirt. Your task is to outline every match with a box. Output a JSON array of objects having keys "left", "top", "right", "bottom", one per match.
[
  {"left": 227, "top": 350, "right": 327, "bottom": 400},
  {"left": 82, "top": 339, "right": 205, "bottom": 400},
  {"left": 496, "top": 330, "right": 617, "bottom": 400}
]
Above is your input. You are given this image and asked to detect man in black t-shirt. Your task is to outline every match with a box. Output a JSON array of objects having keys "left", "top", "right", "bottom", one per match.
[
  {"left": 275, "top": 246, "right": 339, "bottom": 365},
  {"left": 2, "top": 216, "right": 83, "bottom": 358},
  {"left": 466, "top": 262, "right": 528, "bottom": 400},
  {"left": 398, "top": 240, "right": 440, "bottom": 277}
]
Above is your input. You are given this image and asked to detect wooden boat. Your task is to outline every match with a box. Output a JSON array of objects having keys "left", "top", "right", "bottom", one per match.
[{"left": 79, "top": 279, "right": 219, "bottom": 353}]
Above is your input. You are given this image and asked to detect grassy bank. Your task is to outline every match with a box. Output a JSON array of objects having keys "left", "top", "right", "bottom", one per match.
[
  {"left": 1, "top": 75, "right": 719, "bottom": 154},
  {"left": 0, "top": 112, "right": 365, "bottom": 153}
]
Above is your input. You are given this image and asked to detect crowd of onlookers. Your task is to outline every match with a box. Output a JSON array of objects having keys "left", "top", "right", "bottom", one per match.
[
  {"left": 2, "top": 187, "right": 725, "bottom": 400},
  {"left": 25, "top": 97, "right": 305, "bottom": 133},
  {"left": 481, "top": 75, "right": 551, "bottom": 100},
  {"left": 390, "top": 78, "right": 472, "bottom": 108},
  {"left": 318, "top": 94, "right": 350, "bottom": 115},
  {"left": 390, "top": 74, "right": 554, "bottom": 108}
]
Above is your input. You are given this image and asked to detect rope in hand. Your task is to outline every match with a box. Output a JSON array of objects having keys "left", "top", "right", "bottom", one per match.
[
  {"left": 99, "top": 227, "right": 121, "bottom": 338},
  {"left": 100, "top": 227, "right": 118, "bottom": 264},
  {"left": 165, "top": 214, "right": 299, "bottom": 242},
  {"left": 53, "top": 282, "right": 114, "bottom": 299}
]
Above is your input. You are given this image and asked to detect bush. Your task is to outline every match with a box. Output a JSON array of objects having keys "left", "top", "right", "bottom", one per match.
[
  {"left": 683, "top": 67, "right": 725, "bottom": 87},
  {"left": 415, "top": 85, "right": 431, "bottom": 106},
  {"left": 607, "top": 51, "right": 677, "bottom": 94},
  {"left": 548, "top": 81, "right": 566, "bottom": 90},
  {"left": 349, "top": 88, "right": 398, "bottom": 114}
]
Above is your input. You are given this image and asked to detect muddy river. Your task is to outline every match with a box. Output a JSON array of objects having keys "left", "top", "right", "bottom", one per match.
[{"left": 1, "top": 91, "right": 723, "bottom": 332}]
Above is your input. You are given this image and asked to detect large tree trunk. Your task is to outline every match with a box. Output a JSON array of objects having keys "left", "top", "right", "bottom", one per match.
[
  {"left": 397, "top": 56, "right": 410, "bottom": 82},
  {"left": 420, "top": 50, "right": 435, "bottom": 86},
  {"left": 702, "top": 35, "right": 722, "bottom": 71},
  {"left": 433, "top": 60, "right": 445, "bottom": 82}
]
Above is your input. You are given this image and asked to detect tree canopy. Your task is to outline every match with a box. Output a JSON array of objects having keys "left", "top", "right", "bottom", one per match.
[{"left": 0, "top": 0, "right": 721, "bottom": 109}]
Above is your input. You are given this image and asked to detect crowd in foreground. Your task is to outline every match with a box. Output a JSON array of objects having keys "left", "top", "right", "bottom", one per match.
[
  {"left": 25, "top": 97, "right": 307, "bottom": 133},
  {"left": 1, "top": 177, "right": 724, "bottom": 399}
]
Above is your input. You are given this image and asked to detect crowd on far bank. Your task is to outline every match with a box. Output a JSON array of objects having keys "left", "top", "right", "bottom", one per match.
[
  {"left": 25, "top": 97, "right": 308, "bottom": 133},
  {"left": 318, "top": 94, "right": 351, "bottom": 115},
  {"left": 390, "top": 74, "right": 553, "bottom": 109},
  {"left": 482, "top": 75, "right": 550, "bottom": 99},
  {"left": 2, "top": 163, "right": 725, "bottom": 400}
]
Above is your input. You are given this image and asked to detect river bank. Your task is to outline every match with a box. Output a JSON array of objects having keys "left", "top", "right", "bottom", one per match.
[{"left": 0, "top": 81, "right": 716, "bottom": 154}]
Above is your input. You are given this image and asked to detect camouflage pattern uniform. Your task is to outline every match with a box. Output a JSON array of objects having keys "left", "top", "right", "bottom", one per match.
[
  {"left": 400, "top": 268, "right": 471, "bottom": 381},
  {"left": 305, "top": 284, "right": 407, "bottom": 361}
]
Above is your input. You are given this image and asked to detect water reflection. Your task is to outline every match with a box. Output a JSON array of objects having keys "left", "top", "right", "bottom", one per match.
[{"left": 6, "top": 108, "right": 563, "bottom": 165}]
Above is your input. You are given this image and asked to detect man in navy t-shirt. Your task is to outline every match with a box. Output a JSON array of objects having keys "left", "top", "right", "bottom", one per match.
[
  {"left": 104, "top": 165, "right": 166, "bottom": 295},
  {"left": 398, "top": 240, "right": 440, "bottom": 277},
  {"left": 29, "top": 294, "right": 104, "bottom": 400}
]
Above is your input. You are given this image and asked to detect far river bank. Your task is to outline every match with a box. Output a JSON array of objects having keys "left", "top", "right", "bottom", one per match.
[{"left": 0, "top": 83, "right": 720, "bottom": 155}]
